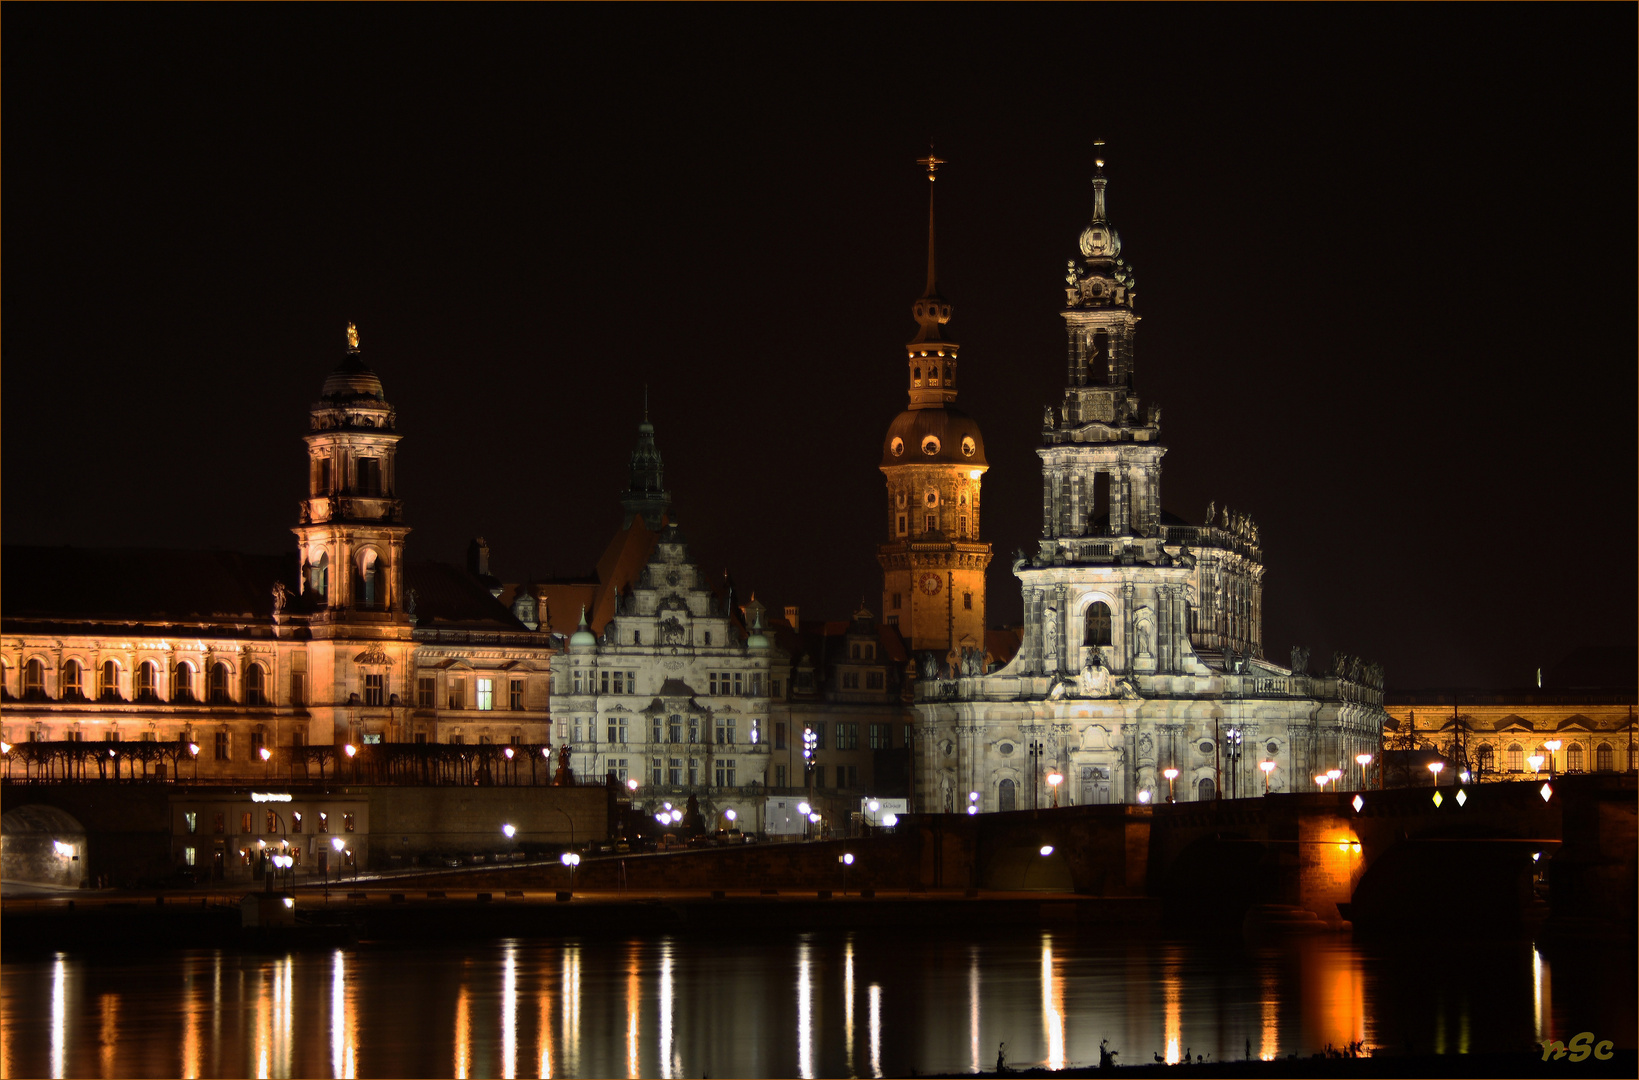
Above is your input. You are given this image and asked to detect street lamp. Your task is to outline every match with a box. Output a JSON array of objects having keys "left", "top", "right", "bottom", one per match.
[
  {"left": 1162, "top": 767, "right": 1179, "bottom": 803},
  {"left": 560, "top": 851, "right": 581, "bottom": 891},
  {"left": 839, "top": 852, "right": 854, "bottom": 895},
  {"left": 1355, "top": 753, "right": 1373, "bottom": 791},
  {"left": 1224, "top": 728, "right": 1243, "bottom": 799},
  {"left": 1045, "top": 772, "right": 1063, "bottom": 808},
  {"left": 1542, "top": 740, "right": 1561, "bottom": 780},
  {"left": 187, "top": 741, "right": 200, "bottom": 781},
  {"left": 1315, "top": 773, "right": 1330, "bottom": 791},
  {"left": 1428, "top": 761, "right": 1445, "bottom": 786},
  {"left": 1527, "top": 753, "right": 1544, "bottom": 775},
  {"left": 967, "top": 791, "right": 980, "bottom": 816},
  {"left": 502, "top": 823, "right": 517, "bottom": 839},
  {"left": 1327, "top": 768, "right": 1342, "bottom": 792},
  {"left": 1259, "top": 759, "right": 1276, "bottom": 794},
  {"left": 1137, "top": 789, "right": 1152, "bottom": 804}
]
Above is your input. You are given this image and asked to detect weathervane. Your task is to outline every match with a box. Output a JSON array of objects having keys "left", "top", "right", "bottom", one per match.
[{"left": 346, "top": 322, "right": 360, "bottom": 353}]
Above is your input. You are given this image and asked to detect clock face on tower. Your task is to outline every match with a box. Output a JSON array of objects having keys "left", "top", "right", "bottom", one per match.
[{"left": 919, "top": 572, "right": 942, "bottom": 596}]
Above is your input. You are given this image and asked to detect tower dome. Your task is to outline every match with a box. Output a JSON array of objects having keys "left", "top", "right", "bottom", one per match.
[{"left": 319, "top": 323, "right": 387, "bottom": 402}]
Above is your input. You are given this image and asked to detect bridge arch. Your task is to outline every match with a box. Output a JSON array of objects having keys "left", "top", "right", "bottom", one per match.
[{"left": 1, "top": 805, "right": 88, "bottom": 888}]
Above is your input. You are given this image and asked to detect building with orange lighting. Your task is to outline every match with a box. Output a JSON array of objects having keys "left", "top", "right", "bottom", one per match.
[{"left": 911, "top": 162, "right": 1389, "bottom": 812}]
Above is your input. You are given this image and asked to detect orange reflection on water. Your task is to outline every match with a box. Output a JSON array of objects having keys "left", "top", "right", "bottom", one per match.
[
  {"left": 330, "top": 950, "right": 356, "bottom": 1079},
  {"left": 625, "top": 941, "right": 640, "bottom": 1078},
  {"left": 182, "top": 958, "right": 202, "bottom": 1080},
  {"left": 561, "top": 945, "right": 582, "bottom": 1078},
  {"left": 1162, "top": 951, "right": 1181, "bottom": 1065},
  {"left": 453, "top": 982, "right": 470, "bottom": 1080},
  {"left": 97, "top": 994, "right": 119, "bottom": 1078},
  {"left": 844, "top": 937, "right": 856, "bottom": 1077},
  {"left": 1305, "top": 944, "right": 1365, "bottom": 1053},
  {"left": 538, "top": 978, "right": 554, "bottom": 1079},
  {"left": 1041, "top": 934, "right": 1065, "bottom": 1070},
  {"left": 969, "top": 946, "right": 982, "bottom": 1073},
  {"left": 1260, "top": 966, "right": 1279, "bottom": 1060}
]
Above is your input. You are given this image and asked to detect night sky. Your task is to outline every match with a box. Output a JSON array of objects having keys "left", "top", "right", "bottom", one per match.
[{"left": 5, "top": 8, "right": 1633, "bottom": 690}]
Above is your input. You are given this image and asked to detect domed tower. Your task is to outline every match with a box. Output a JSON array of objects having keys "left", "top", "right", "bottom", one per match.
[
  {"left": 293, "top": 323, "right": 412, "bottom": 636},
  {"left": 878, "top": 154, "right": 992, "bottom": 659},
  {"left": 619, "top": 396, "right": 671, "bottom": 529}
]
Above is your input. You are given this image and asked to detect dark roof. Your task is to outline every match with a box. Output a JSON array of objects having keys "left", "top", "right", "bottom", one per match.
[
  {"left": 656, "top": 678, "right": 700, "bottom": 698},
  {"left": 2, "top": 545, "right": 302, "bottom": 623},
  {"left": 406, "top": 562, "right": 529, "bottom": 631},
  {"left": 881, "top": 405, "right": 987, "bottom": 468}
]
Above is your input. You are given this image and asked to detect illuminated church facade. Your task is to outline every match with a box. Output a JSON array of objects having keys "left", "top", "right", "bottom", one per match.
[{"left": 911, "top": 163, "right": 1389, "bottom": 812}]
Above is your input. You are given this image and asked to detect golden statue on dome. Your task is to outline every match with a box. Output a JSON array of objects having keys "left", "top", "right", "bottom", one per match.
[{"left": 346, "top": 322, "right": 360, "bottom": 352}]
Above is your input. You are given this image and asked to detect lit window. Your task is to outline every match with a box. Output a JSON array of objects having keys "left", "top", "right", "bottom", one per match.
[
  {"left": 292, "top": 812, "right": 303, "bottom": 833},
  {"left": 184, "top": 846, "right": 196, "bottom": 867},
  {"left": 343, "top": 813, "right": 355, "bottom": 833},
  {"left": 184, "top": 812, "right": 197, "bottom": 834},
  {"left": 241, "top": 812, "right": 252, "bottom": 834}
]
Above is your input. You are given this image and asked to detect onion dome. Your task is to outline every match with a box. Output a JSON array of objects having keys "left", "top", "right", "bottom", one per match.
[
  {"left": 882, "top": 406, "right": 987, "bottom": 469},
  {"left": 320, "top": 323, "right": 387, "bottom": 402},
  {"left": 569, "top": 605, "right": 598, "bottom": 648}
]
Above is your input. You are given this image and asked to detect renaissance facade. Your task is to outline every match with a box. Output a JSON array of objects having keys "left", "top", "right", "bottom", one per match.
[{"left": 911, "top": 163, "right": 1389, "bottom": 812}]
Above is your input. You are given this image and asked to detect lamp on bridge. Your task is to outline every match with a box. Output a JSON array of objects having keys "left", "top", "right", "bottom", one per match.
[
  {"left": 1162, "top": 767, "right": 1179, "bottom": 803},
  {"left": 1355, "top": 753, "right": 1373, "bottom": 791},
  {"left": 1046, "top": 771, "right": 1064, "bottom": 808},
  {"left": 1259, "top": 759, "right": 1276, "bottom": 793},
  {"left": 1314, "top": 773, "right": 1331, "bottom": 791},
  {"left": 1527, "top": 753, "right": 1544, "bottom": 775},
  {"left": 1326, "top": 768, "right": 1342, "bottom": 792}
]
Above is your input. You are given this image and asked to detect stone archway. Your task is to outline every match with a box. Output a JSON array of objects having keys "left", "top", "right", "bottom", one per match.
[{"left": 1, "top": 805, "right": 88, "bottom": 888}]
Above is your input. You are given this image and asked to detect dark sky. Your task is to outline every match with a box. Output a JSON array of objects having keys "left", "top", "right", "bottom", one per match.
[{"left": 5, "top": 7, "right": 1634, "bottom": 690}]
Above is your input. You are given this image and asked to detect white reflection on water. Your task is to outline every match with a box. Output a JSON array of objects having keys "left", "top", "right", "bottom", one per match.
[
  {"left": 561, "top": 945, "right": 581, "bottom": 1077},
  {"left": 797, "top": 938, "right": 813, "bottom": 1079},
  {"left": 625, "top": 941, "right": 640, "bottom": 1079},
  {"left": 1041, "top": 935, "right": 1065, "bottom": 1071},
  {"left": 868, "top": 983, "right": 883, "bottom": 1079},
  {"left": 969, "top": 946, "right": 981, "bottom": 1073},
  {"left": 50, "top": 955, "right": 65, "bottom": 1080},
  {"left": 844, "top": 937, "right": 856, "bottom": 1076},
  {"left": 659, "top": 940, "right": 674, "bottom": 1080},
  {"left": 1533, "top": 947, "right": 1549, "bottom": 1041},
  {"left": 255, "top": 960, "right": 269, "bottom": 1079},
  {"left": 330, "top": 950, "right": 356, "bottom": 1079},
  {"left": 503, "top": 943, "right": 518, "bottom": 1080},
  {"left": 1163, "top": 949, "right": 1181, "bottom": 1065}
]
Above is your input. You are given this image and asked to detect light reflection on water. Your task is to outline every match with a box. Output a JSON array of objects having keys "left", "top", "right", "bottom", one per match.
[{"left": 0, "top": 930, "right": 1631, "bottom": 1078}]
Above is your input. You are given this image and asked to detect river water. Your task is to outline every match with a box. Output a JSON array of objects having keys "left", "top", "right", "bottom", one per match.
[{"left": 0, "top": 930, "right": 1632, "bottom": 1078}]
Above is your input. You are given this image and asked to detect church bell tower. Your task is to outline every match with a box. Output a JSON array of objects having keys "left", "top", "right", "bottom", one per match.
[{"left": 878, "top": 153, "right": 992, "bottom": 662}]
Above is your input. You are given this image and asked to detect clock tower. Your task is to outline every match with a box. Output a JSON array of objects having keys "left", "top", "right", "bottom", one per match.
[{"left": 878, "top": 154, "right": 992, "bottom": 663}]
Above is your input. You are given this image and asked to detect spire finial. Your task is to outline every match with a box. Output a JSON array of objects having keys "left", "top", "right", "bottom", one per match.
[
  {"left": 346, "top": 322, "right": 360, "bottom": 353},
  {"left": 915, "top": 144, "right": 945, "bottom": 298},
  {"left": 1093, "top": 139, "right": 1106, "bottom": 175},
  {"left": 644, "top": 383, "right": 649, "bottom": 424}
]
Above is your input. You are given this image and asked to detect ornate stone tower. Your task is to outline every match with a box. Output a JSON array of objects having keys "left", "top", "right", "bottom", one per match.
[
  {"left": 878, "top": 154, "right": 992, "bottom": 660},
  {"left": 619, "top": 398, "right": 671, "bottom": 529},
  {"left": 293, "top": 324, "right": 414, "bottom": 636}
]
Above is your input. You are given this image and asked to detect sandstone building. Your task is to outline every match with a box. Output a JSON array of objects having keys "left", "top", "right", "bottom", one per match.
[{"left": 911, "top": 162, "right": 1389, "bottom": 812}]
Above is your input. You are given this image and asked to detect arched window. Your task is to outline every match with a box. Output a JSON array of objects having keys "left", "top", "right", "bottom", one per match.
[
  {"left": 1197, "top": 777, "right": 1216, "bottom": 801},
  {"left": 997, "top": 778, "right": 1015, "bottom": 812},
  {"left": 1566, "top": 743, "right": 1584, "bottom": 772},
  {"left": 137, "top": 661, "right": 158, "bottom": 702},
  {"left": 173, "top": 662, "right": 195, "bottom": 703},
  {"left": 244, "top": 664, "right": 267, "bottom": 706},
  {"left": 1477, "top": 744, "right": 1495, "bottom": 774},
  {"left": 309, "top": 552, "right": 329, "bottom": 598},
  {"left": 1092, "top": 329, "right": 1110, "bottom": 384},
  {"left": 930, "top": 366, "right": 940, "bottom": 384},
  {"left": 913, "top": 367, "right": 921, "bottom": 384},
  {"left": 1506, "top": 744, "right": 1523, "bottom": 772},
  {"left": 99, "top": 661, "right": 120, "bottom": 701},
  {"left": 360, "top": 550, "right": 381, "bottom": 607},
  {"left": 1595, "top": 743, "right": 1613, "bottom": 772},
  {"left": 61, "top": 660, "right": 84, "bottom": 701},
  {"left": 1084, "top": 601, "right": 1112, "bottom": 646},
  {"left": 23, "top": 659, "right": 45, "bottom": 700},
  {"left": 209, "top": 663, "right": 231, "bottom": 704}
]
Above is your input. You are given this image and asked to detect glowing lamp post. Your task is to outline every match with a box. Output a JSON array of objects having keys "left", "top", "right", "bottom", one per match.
[
  {"left": 839, "top": 852, "right": 854, "bottom": 894},
  {"left": 1355, "top": 753, "right": 1373, "bottom": 791},
  {"left": 1315, "top": 773, "right": 1331, "bottom": 792},
  {"left": 1327, "top": 768, "right": 1342, "bottom": 790},
  {"left": 1162, "top": 767, "right": 1179, "bottom": 804},
  {"left": 1542, "top": 740, "right": 1561, "bottom": 780},
  {"left": 967, "top": 791, "right": 980, "bottom": 816},
  {"left": 1527, "top": 754, "right": 1544, "bottom": 775},
  {"left": 1045, "top": 771, "right": 1063, "bottom": 808},
  {"left": 344, "top": 742, "right": 357, "bottom": 784},
  {"left": 188, "top": 741, "right": 200, "bottom": 781},
  {"left": 560, "top": 851, "right": 581, "bottom": 892},
  {"left": 1428, "top": 760, "right": 1445, "bottom": 786},
  {"left": 1259, "top": 759, "right": 1276, "bottom": 794}
]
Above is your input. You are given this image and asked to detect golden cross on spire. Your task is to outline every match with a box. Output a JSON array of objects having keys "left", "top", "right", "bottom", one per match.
[{"left": 916, "top": 145, "right": 946, "bottom": 181}]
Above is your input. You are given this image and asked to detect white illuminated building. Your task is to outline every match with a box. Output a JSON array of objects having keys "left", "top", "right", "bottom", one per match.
[{"left": 912, "top": 162, "right": 1388, "bottom": 810}]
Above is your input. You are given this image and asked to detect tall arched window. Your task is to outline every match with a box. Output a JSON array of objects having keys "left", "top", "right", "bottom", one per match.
[
  {"left": 1477, "top": 744, "right": 1495, "bottom": 774},
  {"left": 172, "top": 662, "right": 195, "bottom": 703},
  {"left": 1566, "top": 743, "right": 1584, "bottom": 772},
  {"left": 1092, "top": 329, "right": 1110, "bottom": 384},
  {"left": 137, "top": 661, "right": 158, "bottom": 701},
  {"left": 210, "top": 663, "right": 231, "bottom": 704},
  {"left": 23, "top": 659, "right": 45, "bottom": 700},
  {"left": 244, "top": 664, "right": 267, "bottom": 706},
  {"left": 1506, "top": 744, "right": 1523, "bottom": 772},
  {"left": 309, "top": 552, "right": 329, "bottom": 599},
  {"left": 99, "top": 661, "right": 120, "bottom": 701},
  {"left": 1084, "top": 601, "right": 1112, "bottom": 646},
  {"left": 61, "top": 660, "right": 84, "bottom": 701},
  {"left": 997, "top": 778, "right": 1015, "bottom": 812},
  {"left": 1595, "top": 743, "right": 1613, "bottom": 772},
  {"left": 1197, "top": 777, "right": 1216, "bottom": 801},
  {"left": 360, "top": 550, "right": 381, "bottom": 607}
]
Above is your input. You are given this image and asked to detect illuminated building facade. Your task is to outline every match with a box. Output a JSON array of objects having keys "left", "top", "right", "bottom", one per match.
[
  {"left": 0, "top": 329, "right": 555, "bottom": 776},
  {"left": 912, "top": 162, "right": 1388, "bottom": 811},
  {"left": 543, "top": 417, "right": 773, "bottom": 828},
  {"left": 878, "top": 155, "right": 992, "bottom": 661}
]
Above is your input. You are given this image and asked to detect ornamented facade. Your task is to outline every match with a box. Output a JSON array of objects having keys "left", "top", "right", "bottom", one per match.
[
  {"left": 878, "top": 155, "right": 992, "bottom": 659},
  {"left": 0, "top": 329, "right": 556, "bottom": 778},
  {"left": 912, "top": 161, "right": 1389, "bottom": 812}
]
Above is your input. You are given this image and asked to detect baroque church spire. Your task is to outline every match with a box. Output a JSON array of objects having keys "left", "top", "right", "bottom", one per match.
[{"left": 620, "top": 405, "right": 671, "bottom": 529}]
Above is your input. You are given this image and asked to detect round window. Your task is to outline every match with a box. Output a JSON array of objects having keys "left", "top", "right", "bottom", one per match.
[
  {"left": 961, "top": 436, "right": 976, "bottom": 457},
  {"left": 890, "top": 437, "right": 905, "bottom": 457},
  {"left": 1266, "top": 741, "right": 1279, "bottom": 755},
  {"left": 999, "top": 742, "right": 1014, "bottom": 756},
  {"left": 925, "top": 490, "right": 939, "bottom": 507},
  {"left": 921, "top": 435, "right": 941, "bottom": 455},
  {"left": 1199, "top": 741, "right": 1213, "bottom": 755}
]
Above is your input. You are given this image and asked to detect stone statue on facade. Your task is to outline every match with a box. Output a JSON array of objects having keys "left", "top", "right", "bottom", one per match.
[
  {"left": 1205, "top": 501, "right": 1214, "bottom": 528},
  {"left": 407, "top": 587, "right": 418, "bottom": 616},
  {"left": 658, "top": 616, "right": 684, "bottom": 645},
  {"left": 1042, "top": 606, "right": 1059, "bottom": 667},
  {"left": 553, "top": 743, "right": 574, "bottom": 786},
  {"left": 1042, "top": 405, "right": 1055, "bottom": 430},
  {"left": 271, "top": 580, "right": 289, "bottom": 615},
  {"left": 1289, "top": 645, "right": 1309, "bottom": 675},
  {"left": 921, "top": 653, "right": 940, "bottom": 680},
  {"left": 1077, "top": 649, "right": 1113, "bottom": 697}
]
